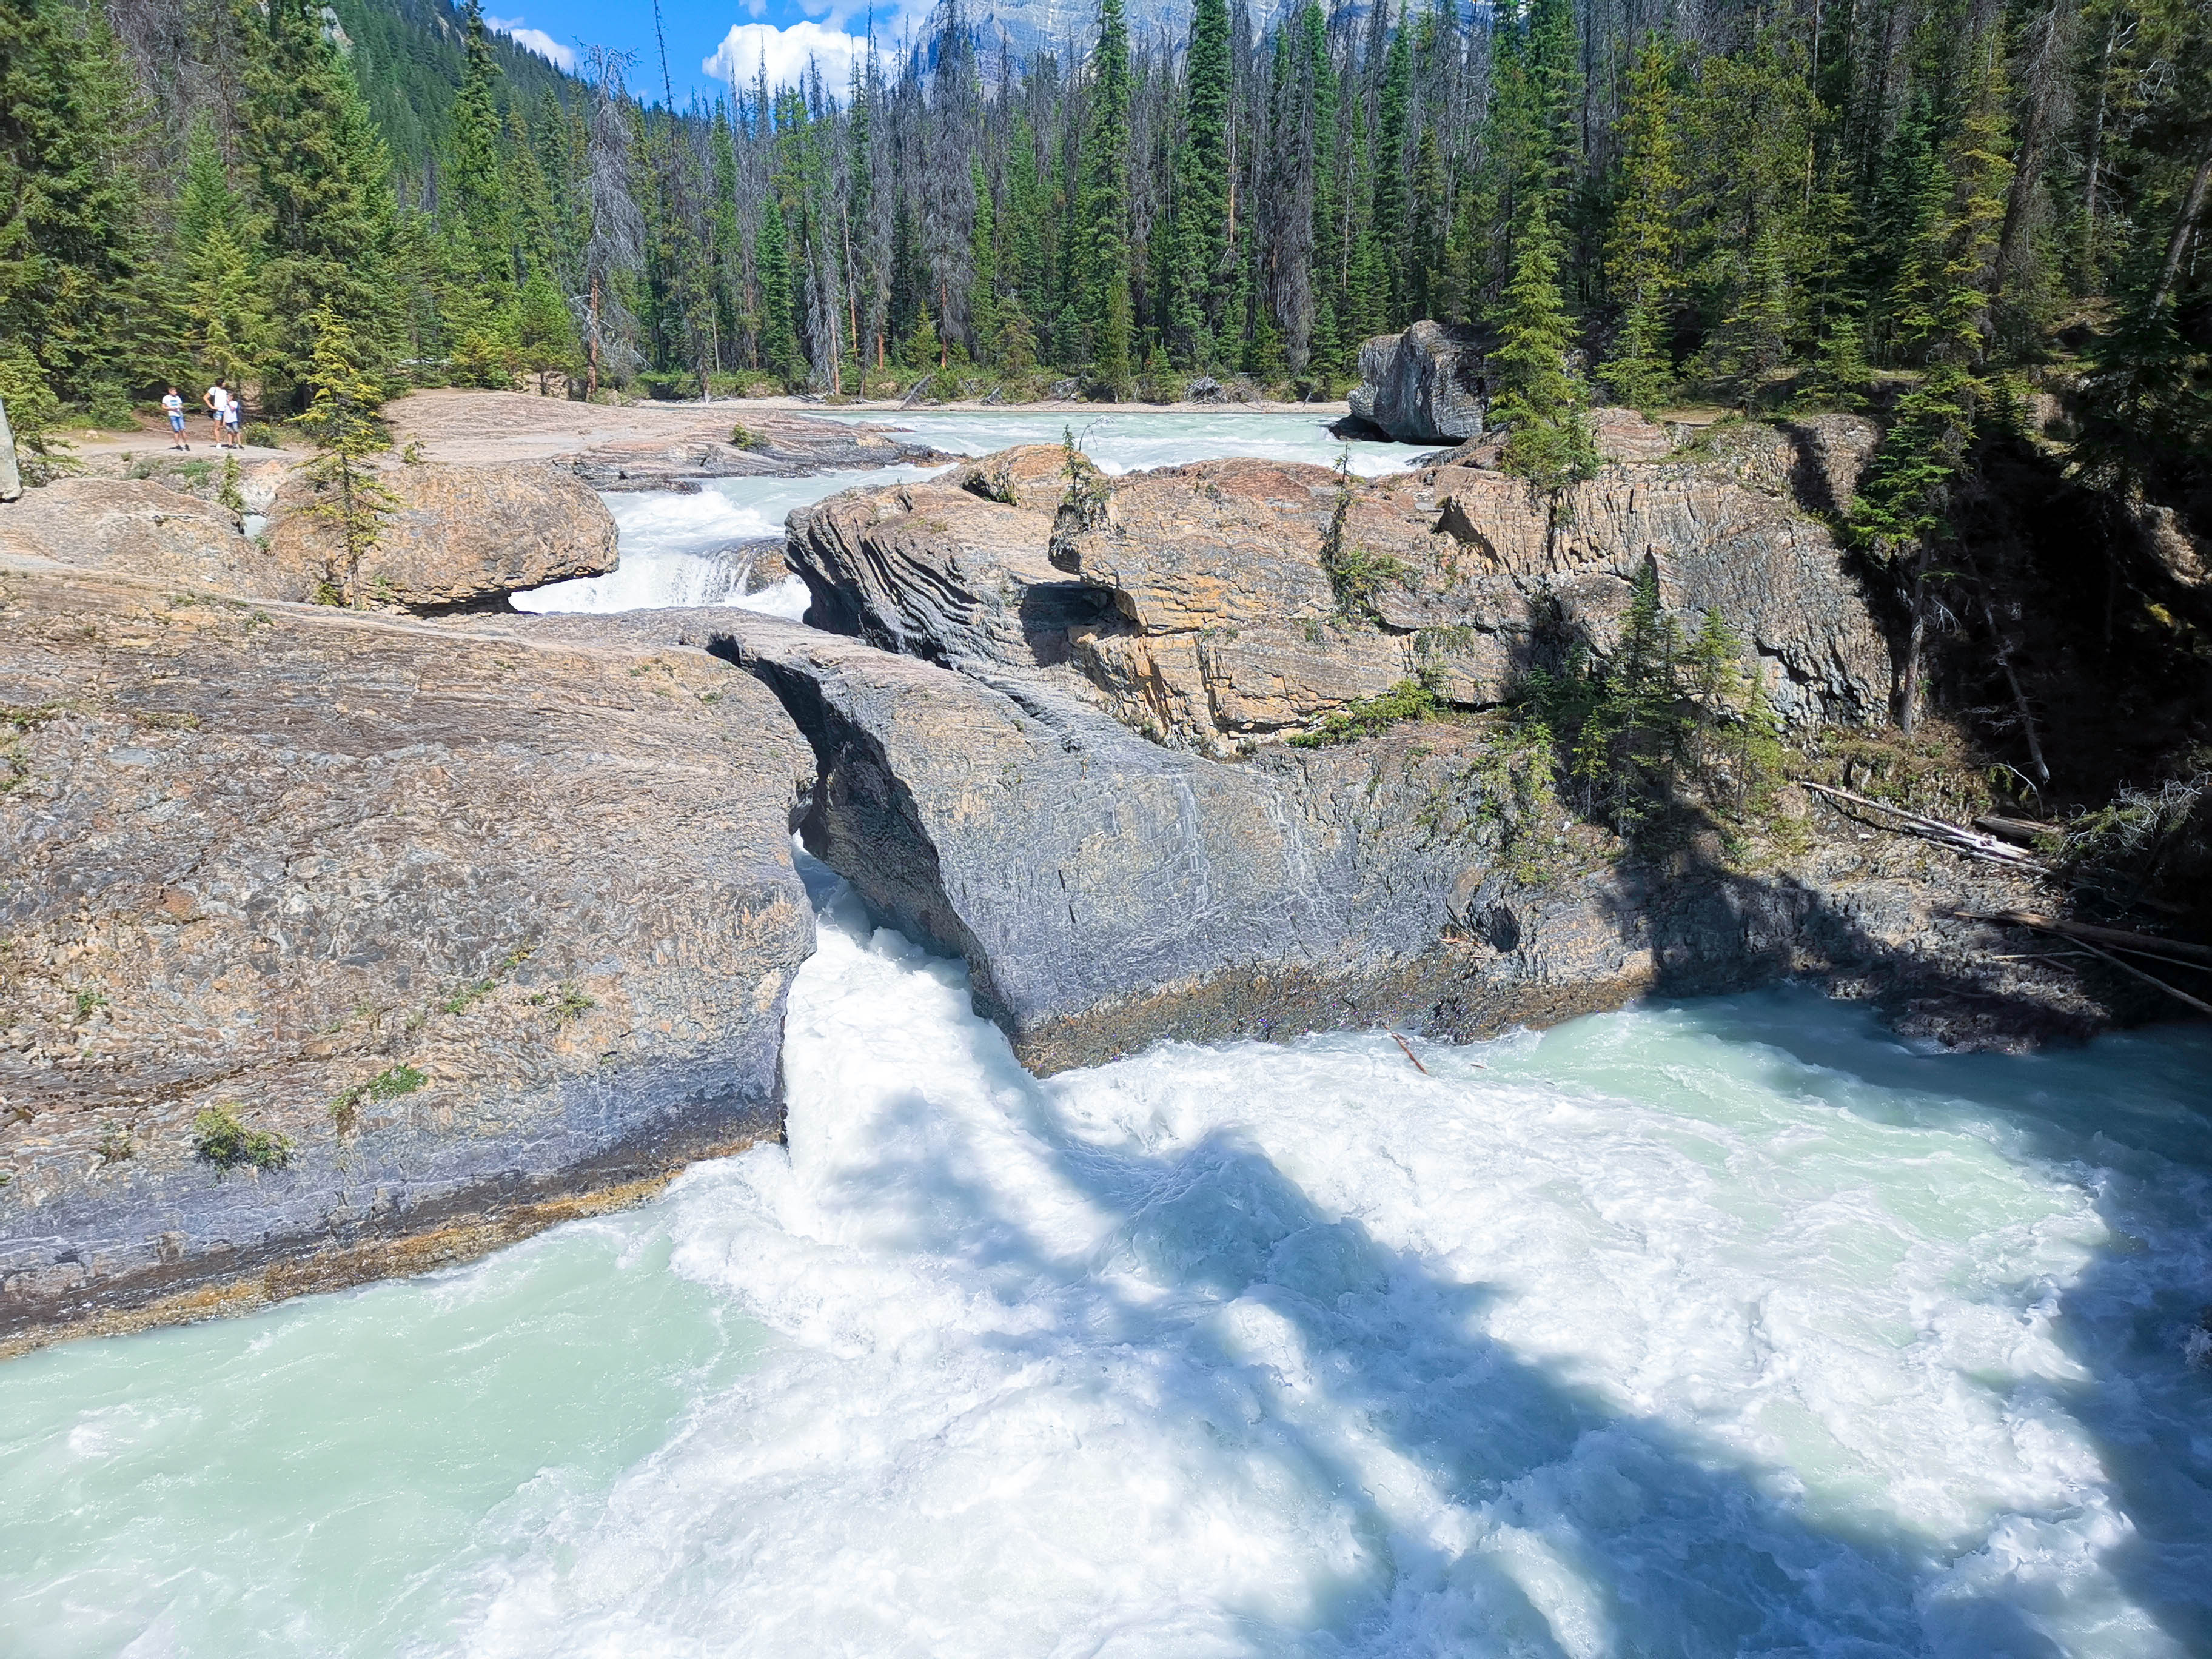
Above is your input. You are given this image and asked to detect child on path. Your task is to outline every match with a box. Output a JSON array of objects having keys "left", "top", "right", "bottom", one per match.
[
  {"left": 221, "top": 385, "right": 242, "bottom": 447},
  {"left": 162, "top": 388, "right": 188, "bottom": 449}
]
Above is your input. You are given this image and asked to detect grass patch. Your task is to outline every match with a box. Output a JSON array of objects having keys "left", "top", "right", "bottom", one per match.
[
  {"left": 528, "top": 984, "right": 595, "bottom": 1024},
  {"left": 193, "top": 1105, "right": 294, "bottom": 1174},
  {"left": 329, "top": 1063, "right": 427, "bottom": 1133}
]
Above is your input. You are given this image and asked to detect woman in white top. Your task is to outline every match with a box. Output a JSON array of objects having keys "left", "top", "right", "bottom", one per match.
[{"left": 203, "top": 383, "right": 227, "bottom": 444}]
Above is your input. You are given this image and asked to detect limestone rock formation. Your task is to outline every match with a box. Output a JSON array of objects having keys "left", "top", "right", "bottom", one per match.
[
  {"left": 509, "top": 608, "right": 2091, "bottom": 1082},
  {"left": 787, "top": 435, "right": 1893, "bottom": 755},
  {"left": 0, "top": 559, "right": 814, "bottom": 1353},
  {"left": 264, "top": 460, "right": 618, "bottom": 611},
  {"left": 786, "top": 471, "right": 1111, "bottom": 669},
  {"left": 0, "top": 477, "right": 263, "bottom": 594},
  {"left": 1344, "top": 321, "right": 1498, "bottom": 443}
]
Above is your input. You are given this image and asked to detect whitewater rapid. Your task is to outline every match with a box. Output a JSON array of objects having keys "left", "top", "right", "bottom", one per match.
[
  {"left": 5, "top": 412, "right": 2208, "bottom": 1657},
  {"left": 511, "top": 409, "right": 1420, "bottom": 617},
  {"left": 4, "top": 861, "right": 2208, "bottom": 1657}
]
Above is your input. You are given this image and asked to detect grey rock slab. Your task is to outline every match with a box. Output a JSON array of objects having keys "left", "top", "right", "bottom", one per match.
[{"left": 0, "top": 561, "right": 814, "bottom": 1351}]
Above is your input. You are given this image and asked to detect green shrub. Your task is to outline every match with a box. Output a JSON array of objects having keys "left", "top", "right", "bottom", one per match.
[
  {"left": 193, "top": 1105, "right": 293, "bottom": 1173},
  {"left": 1290, "top": 679, "right": 1441, "bottom": 747},
  {"left": 729, "top": 422, "right": 768, "bottom": 451},
  {"left": 240, "top": 421, "right": 286, "bottom": 449},
  {"left": 1318, "top": 451, "right": 1410, "bottom": 622},
  {"left": 1513, "top": 565, "right": 1784, "bottom": 845}
]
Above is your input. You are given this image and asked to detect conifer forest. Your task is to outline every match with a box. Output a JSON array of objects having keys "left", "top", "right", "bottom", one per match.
[{"left": 4, "top": 0, "right": 2211, "bottom": 640}]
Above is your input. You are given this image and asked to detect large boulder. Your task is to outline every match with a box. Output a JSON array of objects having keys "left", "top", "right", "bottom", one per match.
[
  {"left": 1048, "top": 451, "right": 1892, "bottom": 745},
  {"left": 0, "top": 558, "right": 813, "bottom": 1353},
  {"left": 264, "top": 460, "right": 618, "bottom": 611},
  {"left": 1344, "top": 321, "right": 1497, "bottom": 443},
  {"left": 0, "top": 477, "right": 262, "bottom": 594}
]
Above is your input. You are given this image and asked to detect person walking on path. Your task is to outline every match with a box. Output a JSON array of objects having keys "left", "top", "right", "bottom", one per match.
[
  {"left": 162, "top": 387, "right": 189, "bottom": 450},
  {"left": 202, "top": 381, "right": 228, "bottom": 446},
  {"left": 220, "top": 384, "right": 242, "bottom": 448}
]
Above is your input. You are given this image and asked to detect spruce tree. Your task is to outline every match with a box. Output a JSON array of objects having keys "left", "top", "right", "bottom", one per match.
[
  {"left": 755, "top": 191, "right": 800, "bottom": 381},
  {"left": 293, "top": 306, "right": 394, "bottom": 602},
  {"left": 1167, "top": 0, "right": 1232, "bottom": 366},
  {"left": 239, "top": 0, "right": 401, "bottom": 400},
  {"left": 1597, "top": 36, "right": 1683, "bottom": 411},
  {"left": 0, "top": 0, "right": 146, "bottom": 408},
  {"left": 1493, "top": 195, "right": 1594, "bottom": 491},
  {"left": 177, "top": 117, "right": 273, "bottom": 390},
  {"left": 1372, "top": 16, "right": 1413, "bottom": 324},
  {"left": 449, "top": 0, "right": 510, "bottom": 291},
  {"left": 1079, "top": 0, "right": 1134, "bottom": 390}
]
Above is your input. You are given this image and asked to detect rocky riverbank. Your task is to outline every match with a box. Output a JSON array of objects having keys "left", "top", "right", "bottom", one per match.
[{"left": 1, "top": 394, "right": 2187, "bottom": 1354}]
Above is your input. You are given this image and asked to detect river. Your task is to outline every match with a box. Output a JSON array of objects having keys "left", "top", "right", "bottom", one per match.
[{"left": 5, "top": 413, "right": 2208, "bottom": 1658}]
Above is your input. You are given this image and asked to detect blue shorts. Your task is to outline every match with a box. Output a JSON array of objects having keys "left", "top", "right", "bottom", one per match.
[{"left": 169, "top": 414, "right": 185, "bottom": 431}]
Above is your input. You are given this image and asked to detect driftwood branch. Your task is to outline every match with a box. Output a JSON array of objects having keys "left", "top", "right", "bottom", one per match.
[
  {"left": 2070, "top": 938, "right": 2212, "bottom": 1016},
  {"left": 1956, "top": 910, "right": 2212, "bottom": 1016},
  {"left": 1794, "top": 779, "right": 2053, "bottom": 872},
  {"left": 1954, "top": 910, "right": 2212, "bottom": 965},
  {"left": 1392, "top": 1033, "right": 1430, "bottom": 1074}
]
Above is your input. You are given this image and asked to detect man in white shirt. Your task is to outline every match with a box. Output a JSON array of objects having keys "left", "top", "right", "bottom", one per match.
[{"left": 162, "top": 387, "right": 187, "bottom": 450}]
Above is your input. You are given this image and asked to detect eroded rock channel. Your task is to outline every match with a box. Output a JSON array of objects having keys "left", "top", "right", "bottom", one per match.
[{"left": 0, "top": 403, "right": 2151, "bottom": 1352}]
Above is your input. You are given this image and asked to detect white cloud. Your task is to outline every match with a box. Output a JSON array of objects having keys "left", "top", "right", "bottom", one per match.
[
  {"left": 485, "top": 15, "right": 576, "bottom": 72},
  {"left": 703, "top": 19, "right": 893, "bottom": 93}
]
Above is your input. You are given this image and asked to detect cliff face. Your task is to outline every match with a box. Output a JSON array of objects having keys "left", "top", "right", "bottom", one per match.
[
  {"left": 506, "top": 609, "right": 2096, "bottom": 1087},
  {"left": 0, "top": 558, "right": 813, "bottom": 1353}
]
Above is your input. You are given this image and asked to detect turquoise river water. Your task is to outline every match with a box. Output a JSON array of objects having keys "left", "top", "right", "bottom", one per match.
[{"left": 5, "top": 412, "right": 2208, "bottom": 1658}]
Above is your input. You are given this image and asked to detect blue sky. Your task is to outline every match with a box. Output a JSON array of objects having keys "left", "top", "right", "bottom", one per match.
[{"left": 481, "top": 0, "right": 921, "bottom": 107}]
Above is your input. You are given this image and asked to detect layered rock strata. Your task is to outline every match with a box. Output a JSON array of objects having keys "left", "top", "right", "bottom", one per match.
[
  {"left": 786, "top": 431, "right": 1893, "bottom": 756},
  {"left": 0, "top": 560, "right": 813, "bottom": 1354},
  {"left": 1, "top": 465, "right": 623, "bottom": 616}
]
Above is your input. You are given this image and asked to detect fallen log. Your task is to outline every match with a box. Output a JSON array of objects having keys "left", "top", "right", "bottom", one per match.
[
  {"left": 1795, "top": 780, "right": 2053, "bottom": 873},
  {"left": 1954, "top": 910, "right": 2212, "bottom": 966}
]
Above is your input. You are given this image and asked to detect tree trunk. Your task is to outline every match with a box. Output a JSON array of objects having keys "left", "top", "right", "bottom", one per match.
[
  {"left": 588, "top": 276, "right": 601, "bottom": 400},
  {"left": 2148, "top": 133, "right": 2212, "bottom": 315},
  {"left": 1901, "top": 545, "right": 1931, "bottom": 735},
  {"left": 1996, "top": 0, "right": 2073, "bottom": 299}
]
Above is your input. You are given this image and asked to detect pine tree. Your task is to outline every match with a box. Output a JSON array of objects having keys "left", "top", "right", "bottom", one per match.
[
  {"left": 1493, "top": 196, "right": 1594, "bottom": 491},
  {"left": 1079, "top": 0, "right": 1134, "bottom": 389},
  {"left": 1167, "top": 0, "right": 1232, "bottom": 366}
]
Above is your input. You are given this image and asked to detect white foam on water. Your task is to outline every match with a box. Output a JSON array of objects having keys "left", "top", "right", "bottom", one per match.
[
  {"left": 2, "top": 867, "right": 2208, "bottom": 1654},
  {"left": 400, "top": 871, "right": 2205, "bottom": 1659},
  {"left": 512, "top": 412, "right": 1424, "bottom": 615}
]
